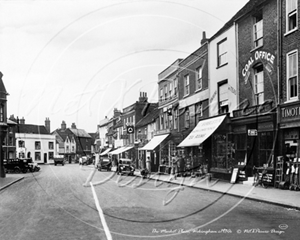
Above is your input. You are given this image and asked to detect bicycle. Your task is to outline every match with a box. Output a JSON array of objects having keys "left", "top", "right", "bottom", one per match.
[{"left": 253, "top": 166, "right": 268, "bottom": 188}]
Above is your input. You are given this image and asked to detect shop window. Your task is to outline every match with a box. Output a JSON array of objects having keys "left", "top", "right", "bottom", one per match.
[
  {"left": 184, "top": 74, "right": 190, "bottom": 96},
  {"left": 217, "top": 38, "right": 227, "bottom": 67},
  {"left": 35, "top": 141, "right": 41, "bottom": 150},
  {"left": 286, "top": 0, "right": 297, "bottom": 32},
  {"left": 259, "top": 132, "right": 273, "bottom": 166},
  {"left": 287, "top": 50, "right": 298, "bottom": 100},
  {"left": 35, "top": 152, "right": 41, "bottom": 161},
  {"left": 218, "top": 82, "right": 229, "bottom": 114},
  {"left": 253, "top": 12, "right": 263, "bottom": 48},
  {"left": 253, "top": 64, "right": 264, "bottom": 105},
  {"left": 196, "top": 66, "right": 203, "bottom": 90}
]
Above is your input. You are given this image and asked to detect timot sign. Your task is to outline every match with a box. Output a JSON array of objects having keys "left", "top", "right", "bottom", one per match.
[
  {"left": 281, "top": 106, "right": 300, "bottom": 119},
  {"left": 242, "top": 50, "right": 275, "bottom": 83}
]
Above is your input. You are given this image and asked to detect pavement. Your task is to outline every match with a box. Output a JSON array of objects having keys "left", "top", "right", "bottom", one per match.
[{"left": 1, "top": 170, "right": 300, "bottom": 211}]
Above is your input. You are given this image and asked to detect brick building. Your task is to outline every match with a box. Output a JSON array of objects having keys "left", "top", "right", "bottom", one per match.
[{"left": 231, "top": 0, "right": 278, "bottom": 178}]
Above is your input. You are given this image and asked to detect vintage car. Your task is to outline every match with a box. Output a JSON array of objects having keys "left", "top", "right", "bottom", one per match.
[
  {"left": 3, "top": 158, "right": 33, "bottom": 173},
  {"left": 117, "top": 158, "right": 135, "bottom": 176},
  {"left": 53, "top": 156, "right": 65, "bottom": 166},
  {"left": 97, "top": 158, "right": 112, "bottom": 171}
]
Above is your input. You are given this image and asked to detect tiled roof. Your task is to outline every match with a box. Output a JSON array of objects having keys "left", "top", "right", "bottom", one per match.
[
  {"left": 17, "top": 124, "right": 49, "bottom": 134},
  {"left": 69, "top": 128, "right": 91, "bottom": 138},
  {"left": 136, "top": 107, "right": 160, "bottom": 128}
]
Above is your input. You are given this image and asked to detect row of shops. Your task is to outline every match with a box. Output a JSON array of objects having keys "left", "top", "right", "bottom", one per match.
[{"left": 99, "top": 100, "right": 300, "bottom": 187}]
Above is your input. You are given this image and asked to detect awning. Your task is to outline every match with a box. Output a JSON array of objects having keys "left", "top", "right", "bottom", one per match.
[
  {"left": 178, "top": 115, "right": 226, "bottom": 147},
  {"left": 108, "top": 146, "right": 134, "bottom": 155},
  {"left": 140, "top": 134, "right": 169, "bottom": 150},
  {"left": 100, "top": 148, "right": 111, "bottom": 156}
]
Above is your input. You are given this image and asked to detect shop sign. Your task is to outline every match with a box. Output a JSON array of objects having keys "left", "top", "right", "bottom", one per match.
[
  {"left": 242, "top": 50, "right": 275, "bottom": 84},
  {"left": 281, "top": 105, "right": 300, "bottom": 121},
  {"left": 248, "top": 129, "right": 257, "bottom": 136}
]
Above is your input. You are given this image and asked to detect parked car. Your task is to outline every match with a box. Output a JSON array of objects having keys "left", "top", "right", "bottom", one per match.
[
  {"left": 97, "top": 158, "right": 112, "bottom": 171},
  {"left": 80, "top": 156, "right": 93, "bottom": 165},
  {"left": 3, "top": 158, "right": 30, "bottom": 173},
  {"left": 117, "top": 158, "right": 135, "bottom": 176},
  {"left": 54, "top": 156, "right": 65, "bottom": 166}
]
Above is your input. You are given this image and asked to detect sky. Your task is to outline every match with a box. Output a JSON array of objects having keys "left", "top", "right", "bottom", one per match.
[{"left": 0, "top": 0, "right": 249, "bottom": 133}]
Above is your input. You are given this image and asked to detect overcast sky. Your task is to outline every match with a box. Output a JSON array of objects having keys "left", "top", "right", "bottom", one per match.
[{"left": 0, "top": 0, "right": 249, "bottom": 133}]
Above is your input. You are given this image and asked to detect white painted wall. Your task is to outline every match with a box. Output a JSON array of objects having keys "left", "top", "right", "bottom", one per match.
[
  {"left": 208, "top": 24, "right": 238, "bottom": 117},
  {"left": 15, "top": 133, "right": 57, "bottom": 164}
]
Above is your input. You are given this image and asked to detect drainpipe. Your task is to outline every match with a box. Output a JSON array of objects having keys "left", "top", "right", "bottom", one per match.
[{"left": 276, "top": 0, "right": 282, "bottom": 158}]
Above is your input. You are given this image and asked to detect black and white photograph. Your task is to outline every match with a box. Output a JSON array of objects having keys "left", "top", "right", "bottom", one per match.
[{"left": 0, "top": 0, "right": 300, "bottom": 239}]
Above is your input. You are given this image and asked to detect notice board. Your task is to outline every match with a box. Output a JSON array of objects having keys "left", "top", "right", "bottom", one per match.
[{"left": 230, "top": 168, "right": 239, "bottom": 184}]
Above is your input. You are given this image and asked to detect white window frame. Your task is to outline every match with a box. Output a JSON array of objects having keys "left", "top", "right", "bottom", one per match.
[
  {"left": 169, "top": 83, "right": 173, "bottom": 99},
  {"left": 286, "top": 0, "right": 298, "bottom": 33},
  {"left": 253, "top": 15, "right": 263, "bottom": 48},
  {"left": 184, "top": 74, "right": 190, "bottom": 96},
  {"left": 160, "top": 88, "right": 163, "bottom": 102},
  {"left": 217, "top": 38, "right": 227, "bottom": 67},
  {"left": 196, "top": 66, "right": 203, "bottom": 91},
  {"left": 287, "top": 50, "right": 298, "bottom": 101},
  {"left": 253, "top": 65, "right": 264, "bottom": 105}
]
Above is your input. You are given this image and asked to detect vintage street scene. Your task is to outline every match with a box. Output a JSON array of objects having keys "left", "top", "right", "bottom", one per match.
[{"left": 1, "top": 0, "right": 300, "bottom": 239}]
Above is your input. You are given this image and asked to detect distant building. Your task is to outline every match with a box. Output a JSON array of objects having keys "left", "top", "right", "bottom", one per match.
[{"left": 14, "top": 117, "right": 57, "bottom": 164}]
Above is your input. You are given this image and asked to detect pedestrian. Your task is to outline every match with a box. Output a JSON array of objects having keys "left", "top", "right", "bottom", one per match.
[
  {"left": 79, "top": 155, "right": 82, "bottom": 165},
  {"left": 146, "top": 156, "right": 151, "bottom": 175},
  {"left": 171, "top": 155, "right": 178, "bottom": 180}
]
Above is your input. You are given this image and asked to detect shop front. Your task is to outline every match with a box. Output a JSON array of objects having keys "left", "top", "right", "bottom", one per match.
[
  {"left": 178, "top": 114, "right": 229, "bottom": 180},
  {"left": 279, "top": 102, "right": 300, "bottom": 160},
  {"left": 140, "top": 134, "right": 169, "bottom": 172},
  {"left": 231, "top": 102, "right": 276, "bottom": 182}
]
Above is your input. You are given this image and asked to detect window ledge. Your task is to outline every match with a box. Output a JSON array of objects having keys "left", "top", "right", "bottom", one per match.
[
  {"left": 194, "top": 88, "right": 202, "bottom": 93},
  {"left": 250, "top": 44, "right": 263, "bottom": 53},
  {"left": 183, "top": 94, "right": 190, "bottom": 99},
  {"left": 284, "top": 28, "right": 298, "bottom": 37},
  {"left": 216, "top": 62, "right": 228, "bottom": 69},
  {"left": 284, "top": 98, "right": 299, "bottom": 104}
]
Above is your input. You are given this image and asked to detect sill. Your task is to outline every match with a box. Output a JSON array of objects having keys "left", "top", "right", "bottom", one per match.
[
  {"left": 194, "top": 88, "right": 202, "bottom": 93},
  {"left": 250, "top": 44, "right": 263, "bottom": 53},
  {"left": 284, "top": 28, "right": 298, "bottom": 37},
  {"left": 183, "top": 94, "right": 190, "bottom": 99},
  {"left": 284, "top": 98, "right": 299, "bottom": 104},
  {"left": 216, "top": 62, "right": 228, "bottom": 69}
]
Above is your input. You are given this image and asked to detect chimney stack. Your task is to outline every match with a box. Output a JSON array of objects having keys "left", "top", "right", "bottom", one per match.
[
  {"left": 61, "top": 120, "right": 66, "bottom": 130},
  {"left": 20, "top": 117, "right": 25, "bottom": 124},
  {"left": 201, "top": 31, "right": 208, "bottom": 45},
  {"left": 138, "top": 92, "right": 148, "bottom": 102},
  {"left": 71, "top": 123, "right": 76, "bottom": 129},
  {"left": 45, "top": 117, "right": 50, "bottom": 133}
]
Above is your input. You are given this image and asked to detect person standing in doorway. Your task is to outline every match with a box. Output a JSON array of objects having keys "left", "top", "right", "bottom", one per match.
[{"left": 146, "top": 156, "right": 151, "bottom": 175}]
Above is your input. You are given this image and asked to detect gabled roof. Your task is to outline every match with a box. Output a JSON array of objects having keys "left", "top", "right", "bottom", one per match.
[
  {"left": 136, "top": 107, "right": 160, "bottom": 128},
  {"left": 69, "top": 128, "right": 91, "bottom": 138},
  {"left": 17, "top": 124, "right": 49, "bottom": 134},
  {"left": 52, "top": 129, "right": 70, "bottom": 141}
]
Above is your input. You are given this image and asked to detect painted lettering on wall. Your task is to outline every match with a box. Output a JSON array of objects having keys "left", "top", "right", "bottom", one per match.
[{"left": 242, "top": 50, "right": 276, "bottom": 84}]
